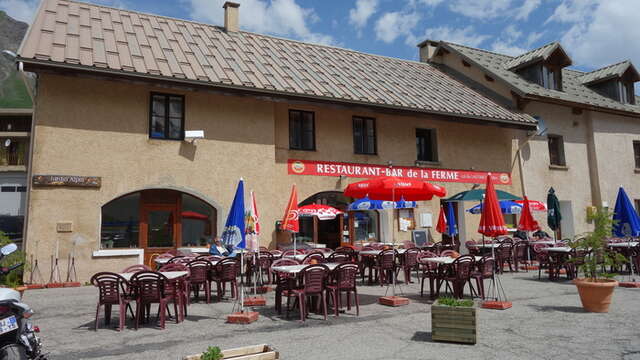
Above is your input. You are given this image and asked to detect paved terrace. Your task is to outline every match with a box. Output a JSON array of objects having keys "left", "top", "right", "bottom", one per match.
[{"left": 25, "top": 272, "right": 640, "bottom": 360}]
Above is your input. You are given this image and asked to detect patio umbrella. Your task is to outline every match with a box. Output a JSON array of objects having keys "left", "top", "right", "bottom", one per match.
[
  {"left": 221, "top": 179, "right": 246, "bottom": 312},
  {"left": 514, "top": 199, "right": 547, "bottom": 212},
  {"left": 344, "top": 177, "right": 446, "bottom": 201},
  {"left": 547, "top": 187, "right": 562, "bottom": 239},
  {"left": 348, "top": 196, "right": 417, "bottom": 211},
  {"left": 344, "top": 176, "right": 447, "bottom": 298},
  {"left": 436, "top": 206, "right": 447, "bottom": 234},
  {"left": 612, "top": 187, "right": 640, "bottom": 282},
  {"left": 298, "top": 204, "right": 343, "bottom": 220},
  {"left": 478, "top": 174, "right": 509, "bottom": 308},
  {"left": 612, "top": 187, "right": 640, "bottom": 237},
  {"left": 446, "top": 202, "right": 458, "bottom": 237},
  {"left": 518, "top": 196, "right": 540, "bottom": 232},
  {"left": 467, "top": 200, "right": 523, "bottom": 215},
  {"left": 281, "top": 185, "right": 300, "bottom": 251},
  {"left": 478, "top": 175, "right": 508, "bottom": 238},
  {"left": 446, "top": 189, "right": 521, "bottom": 202}
]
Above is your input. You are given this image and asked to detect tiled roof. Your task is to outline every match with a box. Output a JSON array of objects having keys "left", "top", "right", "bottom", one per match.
[
  {"left": 579, "top": 60, "right": 640, "bottom": 85},
  {"left": 17, "top": 0, "right": 535, "bottom": 126},
  {"left": 503, "top": 42, "right": 568, "bottom": 71},
  {"left": 440, "top": 42, "right": 640, "bottom": 116}
]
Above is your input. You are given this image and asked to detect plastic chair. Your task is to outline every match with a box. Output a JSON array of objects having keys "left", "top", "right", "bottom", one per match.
[
  {"left": 402, "top": 241, "right": 416, "bottom": 249},
  {"left": 496, "top": 243, "right": 514, "bottom": 273},
  {"left": 167, "top": 256, "right": 185, "bottom": 264},
  {"left": 122, "top": 264, "right": 151, "bottom": 273},
  {"left": 532, "top": 243, "right": 551, "bottom": 280},
  {"left": 470, "top": 256, "right": 495, "bottom": 299},
  {"left": 326, "top": 252, "right": 351, "bottom": 263},
  {"left": 465, "top": 241, "right": 479, "bottom": 256},
  {"left": 159, "top": 263, "right": 190, "bottom": 317},
  {"left": 210, "top": 258, "right": 239, "bottom": 301},
  {"left": 437, "top": 255, "right": 475, "bottom": 299},
  {"left": 512, "top": 241, "right": 529, "bottom": 272},
  {"left": 130, "top": 271, "right": 177, "bottom": 330},
  {"left": 417, "top": 251, "right": 438, "bottom": 298},
  {"left": 288, "top": 264, "right": 329, "bottom": 322},
  {"left": 90, "top": 272, "right": 133, "bottom": 331},
  {"left": 374, "top": 249, "right": 397, "bottom": 286},
  {"left": 326, "top": 263, "right": 359, "bottom": 316},
  {"left": 187, "top": 259, "right": 212, "bottom": 304},
  {"left": 271, "top": 258, "right": 301, "bottom": 314},
  {"left": 440, "top": 250, "right": 456, "bottom": 258},
  {"left": 302, "top": 252, "right": 326, "bottom": 264},
  {"left": 400, "top": 247, "right": 420, "bottom": 284}
]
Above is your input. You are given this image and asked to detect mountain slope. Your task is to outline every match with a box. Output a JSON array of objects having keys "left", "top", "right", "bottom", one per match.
[{"left": 0, "top": 11, "right": 31, "bottom": 109}]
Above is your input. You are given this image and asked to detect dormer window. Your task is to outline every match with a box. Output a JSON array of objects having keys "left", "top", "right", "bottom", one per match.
[
  {"left": 581, "top": 60, "right": 639, "bottom": 105},
  {"left": 516, "top": 64, "right": 562, "bottom": 91},
  {"left": 506, "top": 42, "right": 572, "bottom": 92}
]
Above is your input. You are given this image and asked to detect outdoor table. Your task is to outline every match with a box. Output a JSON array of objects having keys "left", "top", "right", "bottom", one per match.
[
  {"left": 284, "top": 252, "right": 334, "bottom": 262},
  {"left": 119, "top": 271, "right": 189, "bottom": 281},
  {"left": 358, "top": 248, "right": 407, "bottom": 256},
  {"left": 540, "top": 247, "right": 572, "bottom": 253},
  {"left": 539, "top": 247, "right": 575, "bottom": 280},
  {"left": 419, "top": 256, "right": 484, "bottom": 298},
  {"left": 529, "top": 240, "right": 557, "bottom": 245},
  {"left": 271, "top": 262, "right": 342, "bottom": 274},
  {"left": 467, "top": 243, "right": 500, "bottom": 248},
  {"left": 608, "top": 242, "right": 638, "bottom": 248},
  {"left": 177, "top": 247, "right": 210, "bottom": 254}
]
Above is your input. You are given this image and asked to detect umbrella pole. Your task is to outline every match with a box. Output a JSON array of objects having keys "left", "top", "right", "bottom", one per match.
[{"left": 240, "top": 250, "right": 245, "bottom": 313}]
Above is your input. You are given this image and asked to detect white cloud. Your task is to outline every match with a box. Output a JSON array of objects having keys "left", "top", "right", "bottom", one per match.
[
  {"left": 184, "top": 0, "right": 335, "bottom": 45},
  {"left": 349, "top": 0, "right": 378, "bottom": 30},
  {"left": 0, "top": 0, "right": 38, "bottom": 23},
  {"left": 552, "top": 0, "right": 640, "bottom": 70},
  {"left": 448, "top": 0, "right": 513, "bottom": 19},
  {"left": 417, "top": 0, "right": 444, "bottom": 6},
  {"left": 374, "top": 11, "right": 420, "bottom": 43},
  {"left": 515, "top": 0, "right": 541, "bottom": 20},
  {"left": 525, "top": 31, "right": 544, "bottom": 47},
  {"left": 491, "top": 42, "right": 526, "bottom": 56},
  {"left": 411, "top": 26, "right": 489, "bottom": 47},
  {"left": 546, "top": 0, "right": 598, "bottom": 24}
]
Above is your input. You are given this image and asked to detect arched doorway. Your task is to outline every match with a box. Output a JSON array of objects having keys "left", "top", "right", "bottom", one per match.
[
  {"left": 101, "top": 189, "right": 217, "bottom": 265},
  {"left": 299, "top": 191, "right": 352, "bottom": 249}
]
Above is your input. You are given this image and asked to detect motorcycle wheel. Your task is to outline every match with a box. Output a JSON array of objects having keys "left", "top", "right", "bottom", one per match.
[{"left": 0, "top": 344, "right": 27, "bottom": 360}]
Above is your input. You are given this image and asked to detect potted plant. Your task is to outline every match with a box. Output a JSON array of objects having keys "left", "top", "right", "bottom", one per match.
[
  {"left": 431, "top": 297, "right": 476, "bottom": 344},
  {"left": 568, "top": 207, "right": 626, "bottom": 313},
  {"left": 183, "top": 344, "right": 279, "bottom": 360}
]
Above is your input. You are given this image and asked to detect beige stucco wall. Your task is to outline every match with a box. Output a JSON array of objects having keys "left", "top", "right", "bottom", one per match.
[{"left": 26, "top": 73, "right": 525, "bottom": 282}]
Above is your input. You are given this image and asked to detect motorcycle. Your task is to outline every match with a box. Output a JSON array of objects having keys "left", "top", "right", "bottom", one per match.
[{"left": 0, "top": 243, "right": 44, "bottom": 360}]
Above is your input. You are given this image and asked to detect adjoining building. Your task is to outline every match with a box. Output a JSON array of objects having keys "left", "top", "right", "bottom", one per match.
[
  {"left": 421, "top": 40, "right": 640, "bottom": 239},
  {"left": 14, "top": 0, "right": 597, "bottom": 282}
]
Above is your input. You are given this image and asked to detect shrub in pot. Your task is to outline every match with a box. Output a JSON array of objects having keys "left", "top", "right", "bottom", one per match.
[
  {"left": 431, "top": 297, "right": 476, "bottom": 344},
  {"left": 568, "top": 208, "right": 626, "bottom": 313}
]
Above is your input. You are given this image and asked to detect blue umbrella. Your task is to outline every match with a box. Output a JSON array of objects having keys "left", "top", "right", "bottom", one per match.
[
  {"left": 612, "top": 187, "right": 640, "bottom": 237},
  {"left": 446, "top": 202, "right": 458, "bottom": 237},
  {"left": 348, "top": 196, "right": 417, "bottom": 211},
  {"left": 221, "top": 179, "right": 246, "bottom": 250},
  {"left": 467, "top": 200, "right": 522, "bottom": 215}
]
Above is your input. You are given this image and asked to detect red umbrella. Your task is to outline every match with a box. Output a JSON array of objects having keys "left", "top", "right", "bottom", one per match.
[
  {"left": 518, "top": 196, "right": 540, "bottom": 231},
  {"left": 298, "top": 204, "right": 343, "bottom": 220},
  {"left": 514, "top": 199, "right": 547, "bottom": 212},
  {"left": 436, "top": 206, "right": 447, "bottom": 233},
  {"left": 478, "top": 174, "right": 508, "bottom": 237},
  {"left": 344, "top": 177, "right": 446, "bottom": 201},
  {"left": 281, "top": 185, "right": 299, "bottom": 233}
]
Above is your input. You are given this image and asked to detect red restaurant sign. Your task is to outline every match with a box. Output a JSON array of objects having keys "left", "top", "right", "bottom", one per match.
[{"left": 288, "top": 159, "right": 512, "bottom": 185}]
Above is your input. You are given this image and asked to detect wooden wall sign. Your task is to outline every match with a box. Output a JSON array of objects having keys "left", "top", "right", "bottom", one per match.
[{"left": 32, "top": 175, "right": 101, "bottom": 188}]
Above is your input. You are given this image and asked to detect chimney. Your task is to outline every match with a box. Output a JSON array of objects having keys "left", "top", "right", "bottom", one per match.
[
  {"left": 223, "top": 2, "right": 240, "bottom": 32},
  {"left": 417, "top": 40, "right": 441, "bottom": 63}
]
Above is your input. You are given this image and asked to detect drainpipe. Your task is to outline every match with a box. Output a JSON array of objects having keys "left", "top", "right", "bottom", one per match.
[{"left": 17, "top": 60, "right": 37, "bottom": 256}]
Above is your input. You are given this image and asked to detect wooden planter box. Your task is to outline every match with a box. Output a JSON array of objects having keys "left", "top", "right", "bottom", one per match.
[
  {"left": 431, "top": 304, "right": 477, "bottom": 344},
  {"left": 183, "top": 344, "right": 279, "bottom": 360}
]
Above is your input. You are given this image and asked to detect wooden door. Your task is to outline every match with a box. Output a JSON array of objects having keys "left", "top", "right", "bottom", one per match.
[{"left": 140, "top": 203, "right": 179, "bottom": 266}]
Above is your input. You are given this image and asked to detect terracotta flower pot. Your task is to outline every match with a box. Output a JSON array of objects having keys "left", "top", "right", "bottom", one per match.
[{"left": 573, "top": 278, "right": 618, "bottom": 313}]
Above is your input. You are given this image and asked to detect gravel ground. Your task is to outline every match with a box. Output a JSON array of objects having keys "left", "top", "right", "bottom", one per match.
[{"left": 23, "top": 271, "right": 640, "bottom": 360}]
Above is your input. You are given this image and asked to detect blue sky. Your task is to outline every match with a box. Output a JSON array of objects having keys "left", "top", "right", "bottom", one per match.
[{"left": 3, "top": 0, "right": 640, "bottom": 77}]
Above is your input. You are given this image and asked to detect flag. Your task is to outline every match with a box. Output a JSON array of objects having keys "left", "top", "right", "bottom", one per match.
[
  {"left": 245, "top": 190, "right": 260, "bottom": 252},
  {"left": 436, "top": 205, "right": 447, "bottom": 233},
  {"left": 281, "top": 184, "right": 299, "bottom": 233},
  {"left": 222, "top": 179, "right": 246, "bottom": 249}
]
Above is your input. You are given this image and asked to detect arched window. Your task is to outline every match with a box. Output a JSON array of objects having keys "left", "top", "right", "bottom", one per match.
[{"left": 101, "top": 190, "right": 216, "bottom": 249}]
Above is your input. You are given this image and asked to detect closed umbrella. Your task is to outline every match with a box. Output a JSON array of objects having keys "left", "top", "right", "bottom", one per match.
[
  {"left": 446, "top": 202, "right": 458, "bottom": 237},
  {"left": 281, "top": 185, "right": 300, "bottom": 251},
  {"left": 612, "top": 187, "right": 640, "bottom": 237},
  {"left": 547, "top": 187, "right": 562, "bottom": 239},
  {"left": 221, "top": 179, "right": 247, "bottom": 312},
  {"left": 612, "top": 187, "right": 640, "bottom": 282},
  {"left": 478, "top": 174, "right": 510, "bottom": 309},
  {"left": 436, "top": 206, "right": 447, "bottom": 234},
  {"left": 518, "top": 196, "right": 540, "bottom": 232}
]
